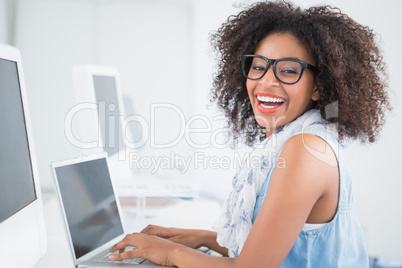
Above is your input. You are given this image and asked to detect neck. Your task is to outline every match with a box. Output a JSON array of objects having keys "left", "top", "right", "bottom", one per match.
[{"left": 265, "top": 128, "right": 276, "bottom": 139}]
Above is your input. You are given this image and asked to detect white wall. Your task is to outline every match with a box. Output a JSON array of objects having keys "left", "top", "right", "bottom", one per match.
[
  {"left": 8, "top": 0, "right": 402, "bottom": 260},
  {"left": 95, "top": 0, "right": 193, "bottom": 172},
  {"left": 0, "top": 0, "right": 7, "bottom": 43},
  {"left": 14, "top": 0, "right": 99, "bottom": 190},
  {"left": 13, "top": 0, "right": 195, "bottom": 191}
]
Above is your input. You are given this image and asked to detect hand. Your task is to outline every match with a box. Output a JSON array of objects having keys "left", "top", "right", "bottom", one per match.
[
  {"left": 109, "top": 232, "right": 184, "bottom": 266},
  {"left": 141, "top": 224, "right": 203, "bottom": 249}
]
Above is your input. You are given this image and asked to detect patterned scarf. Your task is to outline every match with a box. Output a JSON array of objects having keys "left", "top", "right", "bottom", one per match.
[{"left": 213, "top": 109, "right": 327, "bottom": 257}]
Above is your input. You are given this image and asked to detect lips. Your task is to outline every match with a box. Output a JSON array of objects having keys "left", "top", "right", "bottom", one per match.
[{"left": 255, "top": 92, "right": 286, "bottom": 113}]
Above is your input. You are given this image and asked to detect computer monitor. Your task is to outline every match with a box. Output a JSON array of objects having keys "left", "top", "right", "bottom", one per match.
[
  {"left": 0, "top": 43, "right": 47, "bottom": 267},
  {"left": 72, "top": 65, "right": 133, "bottom": 179}
]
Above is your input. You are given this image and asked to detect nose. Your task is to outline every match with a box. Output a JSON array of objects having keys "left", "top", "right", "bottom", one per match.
[{"left": 258, "top": 65, "right": 280, "bottom": 86}]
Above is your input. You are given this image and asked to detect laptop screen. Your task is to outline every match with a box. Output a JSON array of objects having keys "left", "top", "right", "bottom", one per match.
[{"left": 54, "top": 157, "right": 124, "bottom": 259}]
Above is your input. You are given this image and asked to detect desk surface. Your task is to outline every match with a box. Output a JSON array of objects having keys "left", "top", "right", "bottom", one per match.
[{"left": 33, "top": 192, "right": 221, "bottom": 268}]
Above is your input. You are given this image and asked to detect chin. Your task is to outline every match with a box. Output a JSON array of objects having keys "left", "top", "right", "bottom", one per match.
[{"left": 255, "top": 113, "right": 285, "bottom": 129}]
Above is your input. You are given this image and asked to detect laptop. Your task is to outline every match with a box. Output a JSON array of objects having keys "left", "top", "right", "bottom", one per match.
[{"left": 51, "top": 153, "right": 160, "bottom": 267}]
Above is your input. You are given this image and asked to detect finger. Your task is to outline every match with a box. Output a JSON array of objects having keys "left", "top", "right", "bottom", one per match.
[
  {"left": 109, "top": 248, "right": 143, "bottom": 261},
  {"left": 141, "top": 224, "right": 156, "bottom": 231},
  {"left": 109, "top": 239, "right": 129, "bottom": 253},
  {"left": 110, "top": 233, "right": 145, "bottom": 253},
  {"left": 142, "top": 226, "right": 171, "bottom": 238},
  {"left": 141, "top": 224, "right": 159, "bottom": 234}
]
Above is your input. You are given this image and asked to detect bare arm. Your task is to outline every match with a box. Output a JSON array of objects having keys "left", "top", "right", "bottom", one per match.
[{"left": 141, "top": 225, "right": 228, "bottom": 256}]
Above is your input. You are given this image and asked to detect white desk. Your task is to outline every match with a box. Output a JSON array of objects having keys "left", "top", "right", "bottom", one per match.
[{"left": 33, "top": 192, "right": 221, "bottom": 268}]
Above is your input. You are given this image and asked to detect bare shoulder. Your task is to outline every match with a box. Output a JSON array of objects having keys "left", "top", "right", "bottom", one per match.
[
  {"left": 279, "top": 133, "right": 338, "bottom": 171},
  {"left": 270, "top": 133, "right": 339, "bottom": 204}
]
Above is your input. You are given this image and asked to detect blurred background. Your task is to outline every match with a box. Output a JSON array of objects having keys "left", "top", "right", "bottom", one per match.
[{"left": 0, "top": 0, "right": 401, "bottom": 261}]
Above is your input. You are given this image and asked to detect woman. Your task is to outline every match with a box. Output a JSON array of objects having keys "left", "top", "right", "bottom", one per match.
[{"left": 109, "top": 1, "right": 390, "bottom": 267}]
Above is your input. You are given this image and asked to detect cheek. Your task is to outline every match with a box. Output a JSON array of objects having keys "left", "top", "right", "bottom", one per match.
[
  {"left": 246, "top": 80, "right": 257, "bottom": 100},
  {"left": 299, "top": 76, "right": 317, "bottom": 100},
  {"left": 287, "top": 83, "right": 315, "bottom": 104}
]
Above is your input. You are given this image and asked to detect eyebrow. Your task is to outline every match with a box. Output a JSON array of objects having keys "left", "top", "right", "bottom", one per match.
[
  {"left": 284, "top": 56, "right": 302, "bottom": 61},
  {"left": 255, "top": 55, "right": 303, "bottom": 61}
]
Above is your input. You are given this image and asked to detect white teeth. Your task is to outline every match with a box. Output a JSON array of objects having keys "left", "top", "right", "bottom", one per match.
[
  {"left": 260, "top": 103, "right": 278, "bottom": 109},
  {"left": 256, "top": 95, "right": 285, "bottom": 103}
]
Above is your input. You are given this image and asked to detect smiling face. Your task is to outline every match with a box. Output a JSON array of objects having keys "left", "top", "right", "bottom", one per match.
[{"left": 246, "top": 32, "right": 319, "bottom": 137}]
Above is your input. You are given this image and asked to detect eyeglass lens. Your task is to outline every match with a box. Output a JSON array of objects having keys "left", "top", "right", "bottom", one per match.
[{"left": 243, "top": 56, "right": 303, "bottom": 84}]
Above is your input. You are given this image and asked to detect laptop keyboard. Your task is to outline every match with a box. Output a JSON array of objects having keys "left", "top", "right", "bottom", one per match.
[{"left": 94, "top": 247, "right": 146, "bottom": 265}]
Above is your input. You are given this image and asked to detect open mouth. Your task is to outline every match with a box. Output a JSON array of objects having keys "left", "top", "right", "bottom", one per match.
[{"left": 256, "top": 95, "right": 286, "bottom": 113}]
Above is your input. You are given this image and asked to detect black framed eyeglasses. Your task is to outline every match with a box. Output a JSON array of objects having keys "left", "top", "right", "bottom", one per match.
[{"left": 240, "top": 55, "right": 319, "bottom": 85}]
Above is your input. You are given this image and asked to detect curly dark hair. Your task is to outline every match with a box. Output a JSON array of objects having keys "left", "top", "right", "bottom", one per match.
[{"left": 210, "top": 0, "right": 391, "bottom": 146}]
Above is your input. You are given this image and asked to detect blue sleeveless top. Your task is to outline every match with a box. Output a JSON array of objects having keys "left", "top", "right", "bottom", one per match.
[{"left": 252, "top": 127, "right": 369, "bottom": 267}]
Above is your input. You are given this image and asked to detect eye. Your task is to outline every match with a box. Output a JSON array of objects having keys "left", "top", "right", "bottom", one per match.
[
  {"left": 251, "top": 64, "right": 266, "bottom": 72},
  {"left": 280, "top": 68, "right": 298, "bottom": 74},
  {"left": 249, "top": 57, "right": 267, "bottom": 73},
  {"left": 277, "top": 61, "right": 301, "bottom": 76}
]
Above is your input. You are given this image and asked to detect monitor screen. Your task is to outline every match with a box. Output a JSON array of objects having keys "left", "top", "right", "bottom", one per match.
[
  {"left": 0, "top": 58, "right": 36, "bottom": 223},
  {"left": 93, "top": 75, "right": 125, "bottom": 157},
  {"left": 54, "top": 157, "right": 124, "bottom": 259}
]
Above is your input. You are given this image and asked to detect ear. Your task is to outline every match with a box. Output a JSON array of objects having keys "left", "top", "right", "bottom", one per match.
[{"left": 311, "top": 86, "right": 320, "bottom": 101}]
